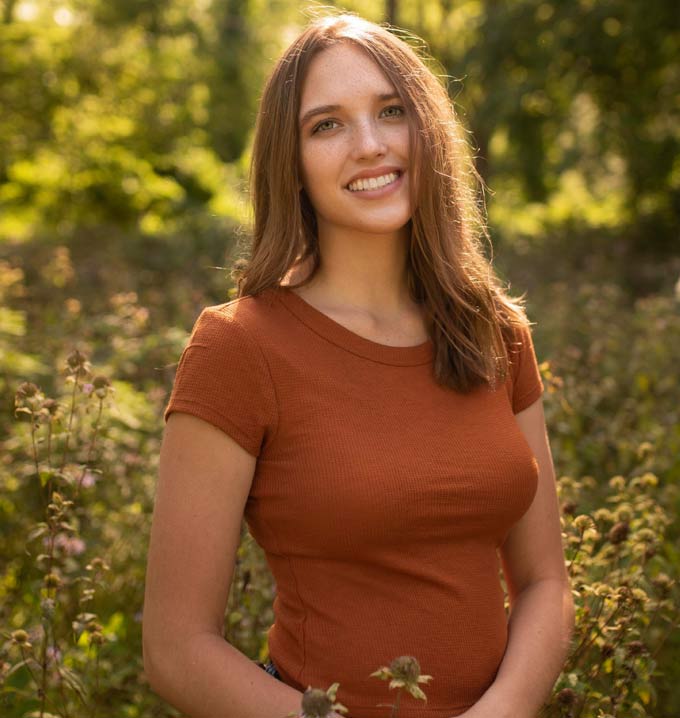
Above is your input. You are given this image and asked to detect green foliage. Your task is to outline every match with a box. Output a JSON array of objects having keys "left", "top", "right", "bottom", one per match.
[{"left": 3, "top": 259, "right": 679, "bottom": 715}]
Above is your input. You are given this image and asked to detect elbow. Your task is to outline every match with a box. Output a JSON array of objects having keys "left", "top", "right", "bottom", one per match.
[
  {"left": 142, "top": 635, "right": 161, "bottom": 694},
  {"left": 142, "top": 626, "right": 171, "bottom": 696}
]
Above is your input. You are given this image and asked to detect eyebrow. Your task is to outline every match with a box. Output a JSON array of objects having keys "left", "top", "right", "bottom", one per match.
[{"left": 299, "top": 92, "right": 402, "bottom": 129}]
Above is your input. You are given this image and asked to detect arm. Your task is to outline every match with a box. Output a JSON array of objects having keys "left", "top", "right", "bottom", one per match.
[
  {"left": 458, "top": 397, "right": 575, "bottom": 718},
  {"left": 142, "top": 412, "right": 306, "bottom": 718}
]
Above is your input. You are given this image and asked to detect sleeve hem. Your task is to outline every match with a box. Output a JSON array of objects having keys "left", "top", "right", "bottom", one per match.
[
  {"left": 164, "top": 400, "right": 261, "bottom": 458},
  {"left": 513, "top": 383, "right": 544, "bottom": 414}
]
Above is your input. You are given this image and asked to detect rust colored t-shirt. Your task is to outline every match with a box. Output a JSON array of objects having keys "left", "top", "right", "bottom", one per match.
[{"left": 163, "top": 285, "right": 545, "bottom": 718}]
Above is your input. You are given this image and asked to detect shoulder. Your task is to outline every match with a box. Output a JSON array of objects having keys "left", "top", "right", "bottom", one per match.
[
  {"left": 502, "top": 320, "right": 544, "bottom": 414},
  {"left": 189, "top": 289, "right": 281, "bottom": 346}
]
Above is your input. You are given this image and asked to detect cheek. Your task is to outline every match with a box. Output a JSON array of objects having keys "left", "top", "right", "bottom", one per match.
[{"left": 300, "top": 143, "right": 343, "bottom": 191}]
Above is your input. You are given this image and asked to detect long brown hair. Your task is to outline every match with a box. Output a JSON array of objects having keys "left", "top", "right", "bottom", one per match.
[{"left": 232, "top": 11, "right": 533, "bottom": 393}]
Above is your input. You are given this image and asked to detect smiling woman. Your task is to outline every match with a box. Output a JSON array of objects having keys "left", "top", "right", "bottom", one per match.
[{"left": 144, "top": 11, "right": 574, "bottom": 718}]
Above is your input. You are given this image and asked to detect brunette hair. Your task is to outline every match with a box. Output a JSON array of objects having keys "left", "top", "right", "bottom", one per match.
[{"left": 232, "top": 11, "right": 533, "bottom": 393}]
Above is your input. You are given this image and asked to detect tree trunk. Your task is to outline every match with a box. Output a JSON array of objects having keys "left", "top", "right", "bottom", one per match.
[{"left": 386, "top": 0, "right": 398, "bottom": 26}]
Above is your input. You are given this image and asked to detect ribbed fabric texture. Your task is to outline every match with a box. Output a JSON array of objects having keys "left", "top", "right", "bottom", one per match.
[{"left": 164, "top": 286, "right": 544, "bottom": 718}]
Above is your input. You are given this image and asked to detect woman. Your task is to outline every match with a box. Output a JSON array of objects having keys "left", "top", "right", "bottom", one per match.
[{"left": 142, "top": 12, "right": 574, "bottom": 718}]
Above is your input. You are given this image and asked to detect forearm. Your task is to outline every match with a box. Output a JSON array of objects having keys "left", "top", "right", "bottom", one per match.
[
  {"left": 145, "top": 631, "right": 305, "bottom": 718},
  {"left": 466, "top": 578, "right": 575, "bottom": 718}
]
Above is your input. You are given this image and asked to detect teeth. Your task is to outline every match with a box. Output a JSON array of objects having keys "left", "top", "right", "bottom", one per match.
[{"left": 347, "top": 171, "right": 399, "bottom": 192}]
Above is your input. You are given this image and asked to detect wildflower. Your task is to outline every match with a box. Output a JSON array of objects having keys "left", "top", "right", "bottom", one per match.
[
  {"left": 11, "top": 629, "right": 31, "bottom": 648},
  {"left": 65, "top": 348, "right": 92, "bottom": 379},
  {"left": 561, "top": 501, "right": 577, "bottom": 516},
  {"left": 557, "top": 688, "right": 577, "bottom": 705},
  {"left": 44, "top": 572, "right": 62, "bottom": 589},
  {"left": 54, "top": 533, "right": 86, "bottom": 556},
  {"left": 651, "top": 573, "right": 673, "bottom": 597},
  {"left": 608, "top": 521, "right": 629, "bottom": 545},
  {"left": 625, "top": 640, "right": 646, "bottom": 657},
  {"left": 640, "top": 472, "right": 658, "bottom": 487},
  {"left": 600, "top": 643, "right": 615, "bottom": 658},
  {"left": 608, "top": 476, "right": 626, "bottom": 491},
  {"left": 15, "top": 382, "right": 44, "bottom": 413},
  {"left": 41, "top": 398, "right": 60, "bottom": 418},
  {"left": 86, "top": 557, "right": 110, "bottom": 572},
  {"left": 573, "top": 515, "right": 593, "bottom": 531},
  {"left": 300, "top": 684, "right": 347, "bottom": 717},
  {"left": 92, "top": 375, "right": 111, "bottom": 398},
  {"left": 90, "top": 631, "right": 106, "bottom": 646},
  {"left": 46, "top": 645, "right": 62, "bottom": 664},
  {"left": 371, "top": 656, "right": 433, "bottom": 701},
  {"left": 81, "top": 471, "right": 98, "bottom": 488},
  {"left": 41, "top": 598, "right": 56, "bottom": 620}
]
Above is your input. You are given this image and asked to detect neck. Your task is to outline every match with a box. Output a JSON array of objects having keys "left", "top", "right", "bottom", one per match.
[{"left": 292, "top": 224, "right": 414, "bottom": 317}]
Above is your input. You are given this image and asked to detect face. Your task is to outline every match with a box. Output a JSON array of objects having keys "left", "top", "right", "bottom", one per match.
[{"left": 297, "top": 42, "right": 412, "bottom": 240}]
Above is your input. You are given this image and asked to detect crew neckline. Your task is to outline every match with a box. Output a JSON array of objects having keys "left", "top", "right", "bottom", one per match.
[{"left": 272, "top": 286, "right": 434, "bottom": 366}]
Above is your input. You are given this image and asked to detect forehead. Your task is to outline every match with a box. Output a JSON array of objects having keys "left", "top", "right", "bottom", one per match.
[{"left": 300, "top": 42, "right": 396, "bottom": 106}]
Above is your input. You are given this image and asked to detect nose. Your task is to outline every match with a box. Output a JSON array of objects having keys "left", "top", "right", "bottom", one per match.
[{"left": 350, "top": 119, "right": 387, "bottom": 159}]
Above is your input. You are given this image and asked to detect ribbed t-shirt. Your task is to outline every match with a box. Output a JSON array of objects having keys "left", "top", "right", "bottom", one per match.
[{"left": 163, "top": 285, "right": 545, "bottom": 718}]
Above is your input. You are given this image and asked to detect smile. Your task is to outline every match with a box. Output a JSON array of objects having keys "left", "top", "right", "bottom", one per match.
[{"left": 347, "top": 171, "right": 401, "bottom": 192}]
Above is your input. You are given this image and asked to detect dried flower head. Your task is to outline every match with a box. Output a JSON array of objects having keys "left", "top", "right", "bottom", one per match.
[
  {"left": 300, "top": 683, "right": 347, "bottom": 717},
  {"left": 301, "top": 688, "right": 332, "bottom": 717},
  {"left": 625, "top": 640, "right": 646, "bottom": 657},
  {"left": 11, "top": 629, "right": 31, "bottom": 647},
  {"left": 652, "top": 572, "right": 673, "bottom": 597},
  {"left": 573, "top": 515, "right": 594, "bottom": 531},
  {"left": 65, "top": 348, "right": 92, "bottom": 379},
  {"left": 15, "top": 382, "right": 44, "bottom": 413},
  {"left": 92, "top": 375, "right": 112, "bottom": 399},
  {"left": 371, "top": 655, "right": 433, "bottom": 701},
  {"left": 600, "top": 643, "right": 615, "bottom": 658},
  {"left": 44, "top": 572, "right": 62, "bottom": 589},
  {"left": 561, "top": 500, "right": 577, "bottom": 516},
  {"left": 41, "top": 398, "right": 60, "bottom": 417},
  {"left": 608, "top": 521, "right": 629, "bottom": 545},
  {"left": 557, "top": 688, "right": 577, "bottom": 706}
]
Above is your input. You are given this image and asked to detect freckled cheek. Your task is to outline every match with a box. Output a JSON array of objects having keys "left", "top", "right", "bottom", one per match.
[{"left": 300, "top": 145, "right": 346, "bottom": 192}]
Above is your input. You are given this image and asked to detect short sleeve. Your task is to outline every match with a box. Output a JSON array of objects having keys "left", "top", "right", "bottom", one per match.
[
  {"left": 163, "top": 306, "right": 278, "bottom": 457},
  {"left": 505, "top": 323, "right": 544, "bottom": 414}
]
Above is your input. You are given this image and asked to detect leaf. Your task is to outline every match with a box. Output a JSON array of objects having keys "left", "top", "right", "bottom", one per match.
[
  {"left": 5, "top": 658, "right": 40, "bottom": 679},
  {"left": 58, "top": 665, "right": 88, "bottom": 700},
  {"left": 406, "top": 684, "right": 428, "bottom": 701},
  {"left": 27, "top": 523, "right": 49, "bottom": 541}
]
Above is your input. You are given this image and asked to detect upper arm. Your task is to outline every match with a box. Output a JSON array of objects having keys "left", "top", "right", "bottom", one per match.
[
  {"left": 143, "top": 412, "right": 256, "bottom": 667},
  {"left": 499, "top": 396, "right": 569, "bottom": 600}
]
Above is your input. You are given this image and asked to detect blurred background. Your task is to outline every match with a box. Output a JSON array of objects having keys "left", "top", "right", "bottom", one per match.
[{"left": 1, "top": 1, "right": 679, "bottom": 716}]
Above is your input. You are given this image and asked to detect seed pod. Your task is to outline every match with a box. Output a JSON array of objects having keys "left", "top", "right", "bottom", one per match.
[
  {"left": 301, "top": 687, "right": 333, "bottom": 718},
  {"left": 557, "top": 688, "right": 577, "bottom": 706},
  {"left": 608, "top": 521, "right": 629, "bottom": 544},
  {"left": 389, "top": 656, "right": 421, "bottom": 684}
]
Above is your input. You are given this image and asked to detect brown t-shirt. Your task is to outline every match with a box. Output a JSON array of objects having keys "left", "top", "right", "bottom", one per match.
[{"left": 163, "top": 286, "right": 544, "bottom": 718}]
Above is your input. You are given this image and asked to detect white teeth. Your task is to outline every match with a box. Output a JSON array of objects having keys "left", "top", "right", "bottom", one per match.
[{"left": 347, "top": 171, "right": 399, "bottom": 192}]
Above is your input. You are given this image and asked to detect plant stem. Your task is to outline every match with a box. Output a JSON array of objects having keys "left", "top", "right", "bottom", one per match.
[
  {"left": 390, "top": 688, "right": 401, "bottom": 718},
  {"left": 75, "top": 396, "right": 104, "bottom": 499},
  {"left": 59, "top": 378, "right": 78, "bottom": 472}
]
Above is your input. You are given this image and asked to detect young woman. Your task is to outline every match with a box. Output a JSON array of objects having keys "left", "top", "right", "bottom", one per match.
[{"left": 143, "top": 12, "right": 574, "bottom": 718}]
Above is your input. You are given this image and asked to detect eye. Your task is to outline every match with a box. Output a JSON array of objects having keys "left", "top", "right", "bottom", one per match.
[
  {"left": 312, "top": 118, "right": 339, "bottom": 134},
  {"left": 382, "top": 105, "right": 405, "bottom": 118}
]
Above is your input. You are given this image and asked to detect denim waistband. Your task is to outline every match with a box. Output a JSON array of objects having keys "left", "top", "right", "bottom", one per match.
[{"left": 256, "top": 658, "right": 282, "bottom": 681}]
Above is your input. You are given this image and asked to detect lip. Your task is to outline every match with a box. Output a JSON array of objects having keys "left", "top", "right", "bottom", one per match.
[{"left": 344, "top": 166, "right": 404, "bottom": 187}]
